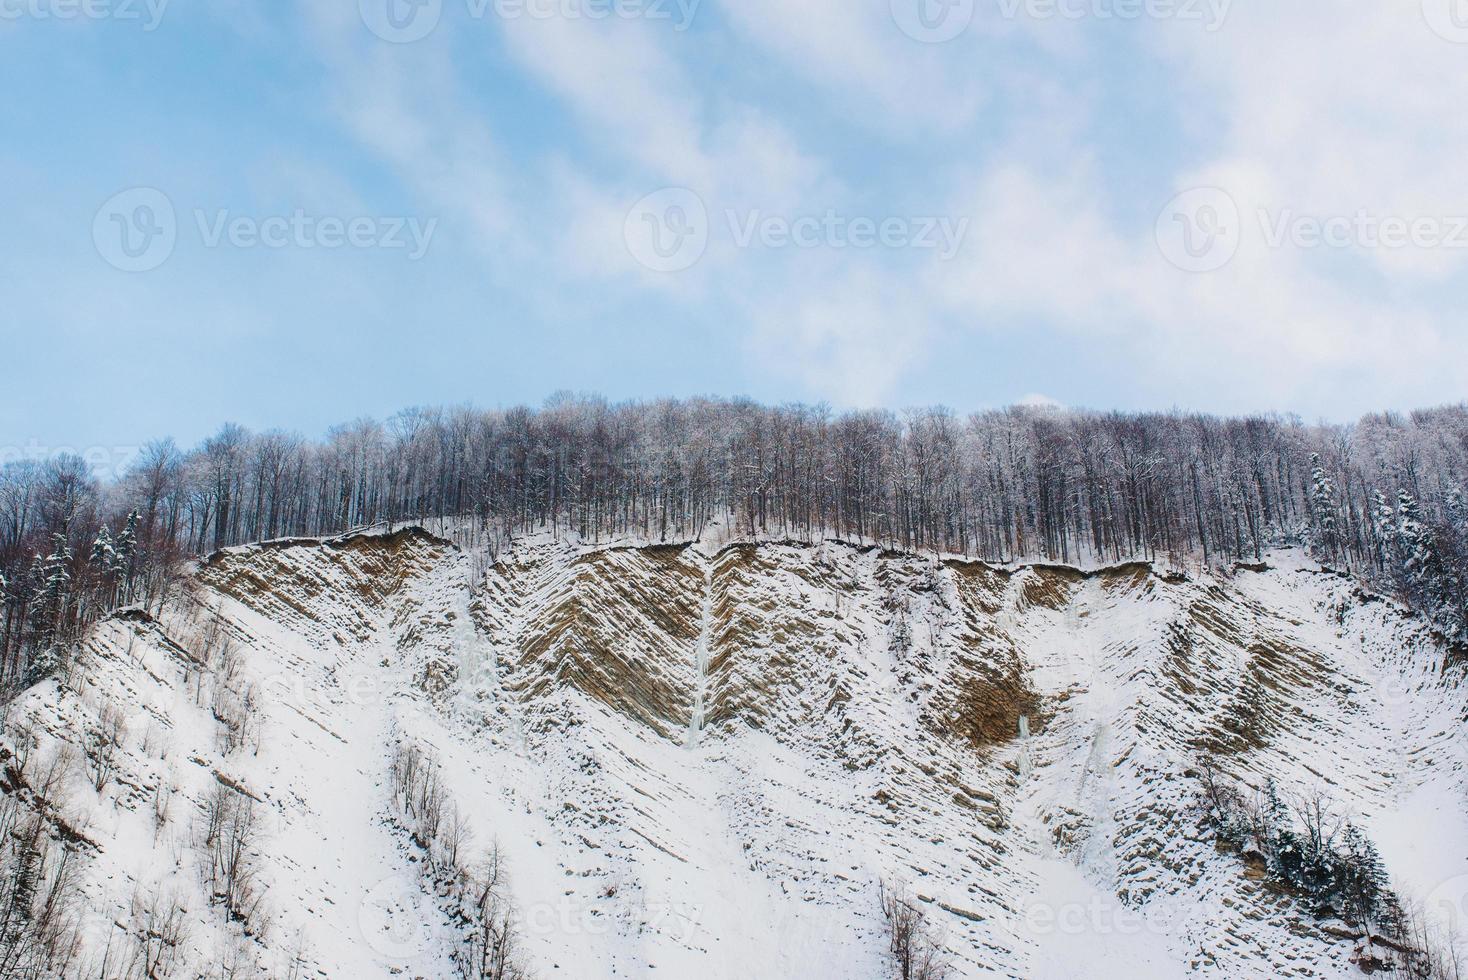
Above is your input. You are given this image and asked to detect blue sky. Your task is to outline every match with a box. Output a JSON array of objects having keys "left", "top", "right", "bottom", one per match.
[{"left": 3, "top": 0, "right": 1466, "bottom": 454}]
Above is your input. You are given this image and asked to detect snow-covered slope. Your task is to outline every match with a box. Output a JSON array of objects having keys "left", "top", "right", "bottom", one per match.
[{"left": 4, "top": 529, "right": 1465, "bottom": 977}]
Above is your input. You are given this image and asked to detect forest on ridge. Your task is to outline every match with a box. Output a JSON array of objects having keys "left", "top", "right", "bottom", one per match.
[{"left": 3, "top": 396, "right": 1466, "bottom": 691}]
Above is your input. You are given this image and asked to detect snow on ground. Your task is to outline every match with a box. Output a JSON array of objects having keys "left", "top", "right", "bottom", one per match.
[{"left": 3, "top": 530, "right": 1463, "bottom": 977}]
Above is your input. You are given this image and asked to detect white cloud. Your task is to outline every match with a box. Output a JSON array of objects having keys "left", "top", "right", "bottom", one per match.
[
  {"left": 298, "top": 3, "right": 513, "bottom": 252},
  {"left": 925, "top": 150, "right": 1462, "bottom": 413},
  {"left": 719, "top": 0, "right": 989, "bottom": 134},
  {"left": 883, "top": 4, "right": 1468, "bottom": 415},
  {"left": 1156, "top": 3, "right": 1468, "bottom": 281},
  {"left": 290, "top": 0, "right": 1467, "bottom": 417},
  {"left": 741, "top": 261, "right": 934, "bottom": 407}
]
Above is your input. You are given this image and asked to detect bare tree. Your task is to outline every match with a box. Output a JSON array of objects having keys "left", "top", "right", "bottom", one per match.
[
  {"left": 101, "top": 883, "right": 191, "bottom": 980},
  {"left": 388, "top": 740, "right": 533, "bottom": 980},
  {"left": 879, "top": 881, "right": 951, "bottom": 980},
  {"left": 196, "top": 785, "right": 265, "bottom": 930},
  {"left": 8, "top": 397, "right": 1468, "bottom": 687},
  {"left": 83, "top": 700, "right": 127, "bottom": 792}
]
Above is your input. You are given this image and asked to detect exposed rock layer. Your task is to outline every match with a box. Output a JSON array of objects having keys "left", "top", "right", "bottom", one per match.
[{"left": 3, "top": 529, "right": 1463, "bottom": 978}]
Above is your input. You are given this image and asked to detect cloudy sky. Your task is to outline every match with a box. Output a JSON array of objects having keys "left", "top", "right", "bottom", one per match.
[{"left": 3, "top": 0, "right": 1466, "bottom": 453}]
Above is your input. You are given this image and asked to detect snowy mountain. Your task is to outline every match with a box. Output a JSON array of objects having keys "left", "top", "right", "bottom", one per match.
[{"left": 2, "top": 526, "right": 1465, "bottom": 978}]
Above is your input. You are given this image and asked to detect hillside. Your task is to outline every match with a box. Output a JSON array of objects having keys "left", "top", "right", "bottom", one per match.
[{"left": 1, "top": 527, "right": 1464, "bottom": 978}]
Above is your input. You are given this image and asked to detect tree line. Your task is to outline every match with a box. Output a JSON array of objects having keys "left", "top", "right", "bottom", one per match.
[{"left": 3, "top": 396, "right": 1465, "bottom": 690}]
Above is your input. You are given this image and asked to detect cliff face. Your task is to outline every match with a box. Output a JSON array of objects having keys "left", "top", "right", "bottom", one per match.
[{"left": 4, "top": 528, "right": 1464, "bottom": 978}]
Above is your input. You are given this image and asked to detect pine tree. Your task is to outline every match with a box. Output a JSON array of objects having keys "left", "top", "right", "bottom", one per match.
[
  {"left": 1396, "top": 490, "right": 1458, "bottom": 637},
  {"left": 112, "top": 510, "right": 139, "bottom": 602},
  {"left": 1308, "top": 454, "right": 1339, "bottom": 563},
  {"left": 2, "top": 834, "right": 40, "bottom": 952},
  {"left": 29, "top": 534, "right": 72, "bottom": 652},
  {"left": 90, "top": 526, "right": 119, "bottom": 610},
  {"left": 1262, "top": 779, "right": 1305, "bottom": 886},
  {"left": 1398, "top": 492, "right": 1429, "bottom": 596},
  {"left": 1263, "top": 778, "right": 1287, "bottom": 828},
  {"left": 1337, "top": 823, "right": 1384, "bottom": 939},
  {"left": 1447, "top": 486, "right": 1467, "bottom": 530},
  {"left": 1438, "top": 487, "right": 1468, "bottom": 641},
  {"left": 88, "top": 526, "right": 113, "bottom": 569},
  {"left": 1371, "top": 490, "right": 1397, "bottom": 577}
]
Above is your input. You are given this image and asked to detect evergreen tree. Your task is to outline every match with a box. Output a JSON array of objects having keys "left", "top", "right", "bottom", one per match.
[
  {"left": 1447, "top": 485, "right": 1467, "bottom": 530},
  {"left": 28, "top": 534, "right": 72, "bottom": 652},
  {"left": 88, "top": 526, "right": 114, "bottom": 570},
  {"left": 1337, "top": 823, "right": 1383, "bottom": 938},
  {"left": 1, "top": 834, "right": 40, "bottom": 953},
  {"left": 1438, "top": 487, "right": 1468, "bottom": 641},
  {"left": 1308, "top": 455, "right": 1339, "bottom": 562},
  {"left": 1397, "top": 490, "right": 1458, "bottom": 636},
  {"left": 90, "top": 526, "right": 118, "bottom": 609},
  {"left": 1262, "top": 779, "right": 1305, "bottom": 885},
  {"left": 1371, "top": 490, "right": 1397, "bottom": 577},
  {"left": 112, "top": 510, "right": 139, "bottom": 601}
]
